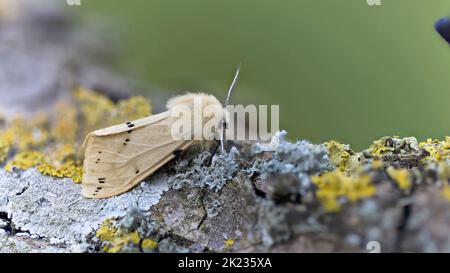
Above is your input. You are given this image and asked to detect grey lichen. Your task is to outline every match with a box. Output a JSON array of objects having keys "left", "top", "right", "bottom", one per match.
[
  {"left": 2, "top": 132, "right": 450, "bottom": 253},
  {"left": 167, "top": 146, "right": 241, "bottom": 192},
  {"left": 251, "top": 131, "right": 331, "bottom": 175},
  {"left": 249, "top": 131, "right": 332, "bottom": 198},
  {"left": 0, "top": 230, "right": 67, "bottom": 253},
  {"left": 0, "top": 168, "right": 168, "bottom": 249}
]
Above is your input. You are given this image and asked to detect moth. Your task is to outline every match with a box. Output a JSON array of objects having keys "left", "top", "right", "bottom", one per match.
[
  {"left": 435, "top": 17, "right": 450, "bottom": 45},
  {"left": 81, "top": 66, "right": 240, "bottom": 198}
]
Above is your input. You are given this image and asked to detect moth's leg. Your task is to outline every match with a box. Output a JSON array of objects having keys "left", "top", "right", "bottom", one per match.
[
  {"left": 172, "top": 148, "right": 184, "bottom": 159},
  {"left": 206, "top": 140, "right": 220, "bottom": 166}
]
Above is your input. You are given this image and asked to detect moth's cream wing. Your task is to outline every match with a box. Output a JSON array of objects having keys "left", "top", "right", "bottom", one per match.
[{"left": 82, "top": 111, "right": 193, "bottom": 199}]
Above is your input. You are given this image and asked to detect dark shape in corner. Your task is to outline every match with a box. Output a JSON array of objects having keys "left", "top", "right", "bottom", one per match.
[{"left": 435, "top": 17, "right": 450, "bottom": 44}]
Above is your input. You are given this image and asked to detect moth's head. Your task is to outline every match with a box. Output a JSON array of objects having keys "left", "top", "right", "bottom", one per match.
[{"left": 167, "top": 93, "right": 226, "bottom": 139}]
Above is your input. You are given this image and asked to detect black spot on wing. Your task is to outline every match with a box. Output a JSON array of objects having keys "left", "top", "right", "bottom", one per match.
[{"left": 126, "top": 122, "right": 135, "bottom": 128}]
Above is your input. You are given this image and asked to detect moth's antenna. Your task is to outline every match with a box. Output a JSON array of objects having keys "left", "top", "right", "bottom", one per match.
[
  {"left": 224, "top": 63, "right": 241, "bottom": 107},
  {"left": 221, "top": 64, "right": 241, "bottom": 153}
]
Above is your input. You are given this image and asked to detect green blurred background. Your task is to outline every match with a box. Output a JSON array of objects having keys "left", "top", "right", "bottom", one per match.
[{"left": 73, "top": 0, "right": 450, "bottom": 150}]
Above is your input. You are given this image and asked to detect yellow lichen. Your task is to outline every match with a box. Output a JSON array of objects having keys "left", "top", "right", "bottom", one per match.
[
  {"left": 50, "top": 143, "right": 77, "bottom": 162},
  {"left": 74, "top": 87, "right": 152, "bottom": 134},
  {"left": 37, "top": 160, "right": 83, "bottom": 183},
  {"left": 324, "top": 141, "right": 360, "bottom": 174},
  {"left": 419, "top": 138, "right": 450, "bottom": 162},
  {"left": 96, "top": 219, "right": 118, "bottom": 242},
  {"left": 442, "top": 185, "right": 450, "bottom": 201},
  {"left": 96, "top": 219, "right": 142, "bottom": 253},
  {"left": 116, "top": 96, "right": 152, "bottom": 121},
  {"left": 106, "top": 231, "right": 141, "bottom": 253},
  {"left": 0, "top": 87, "right": 152, "bottom": 184},
  {"left": 74, "top": 87, "right": 116, "bottom": 132},
  {"left": 372, "top": 159, "right": 383, "bottom": 169},
  {"left": 5, "top": 115, "right": 50, "bottom": 151},
  {"left": 5, "top": 151, "right": 46, "bottom": 171},
  {"left": 51, "top": 101, "right": 78, "bottom": 143},
  {"left": 224, "top": 239, "right": 235, "bottom": 248},
  {"left": 386, "top": 167, "right": 412, "bottom": 191},
  {"left": 436, "top": 163, "right": 450, "bottom": 201},
  {"left": 141, "top": 239, "right": 158, "bottom": 250},
  {"left": 311, "top": 170, "right": 376, "bottom": 213},
  {"left": 367, "top": 137, "right": 396, "bottom": 157},
  {"left": 0, "top": 138, "right": 11, "bottom": 163},
  {"left": 437, "top": 162, "right": 450, "bottom": 183}
]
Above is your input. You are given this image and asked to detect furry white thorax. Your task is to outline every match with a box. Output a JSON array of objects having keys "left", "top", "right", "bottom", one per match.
[{"left": 167, "top": 93, "right": 228, "bottom": 141}]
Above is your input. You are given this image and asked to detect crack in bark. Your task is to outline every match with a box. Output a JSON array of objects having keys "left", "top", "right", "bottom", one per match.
[
  {"left": 0, "top": 211, "right": 12, "bottom": 234},
  {"left": 196, "top": 190, "right": 208, "bottom": 230},
  {"left": 0, "top": 211, "right": 34, "bottom": 237},
  {"left": 15, "top": 187, "right": 27, "bottom": 196},
  {"left": 394, "top": 202, "right": 413, "bottom": 252}
]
